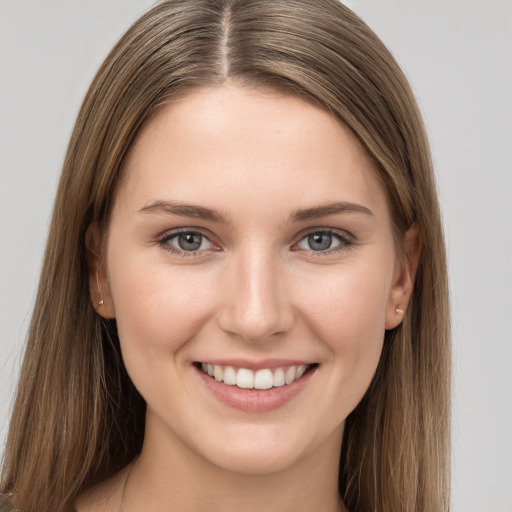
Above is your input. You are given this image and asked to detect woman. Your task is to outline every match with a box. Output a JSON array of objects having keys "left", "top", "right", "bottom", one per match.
[{"left": 0, "top": 1, "right": 450, "bottom": 511}]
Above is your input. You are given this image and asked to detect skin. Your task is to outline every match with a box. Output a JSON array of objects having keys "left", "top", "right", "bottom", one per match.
[{"left": 81, "top": 84, "right": 419, "bottom": 512}]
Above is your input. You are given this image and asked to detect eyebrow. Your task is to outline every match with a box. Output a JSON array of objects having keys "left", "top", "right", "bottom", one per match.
[
  {"left": 139, "top": 200, "right": 373, "bottom": 224},
  {"left": 289, "top": 202, "right": 374, "bottom": 222},
  {"left": 139, "top": 200, "right": 232, "bottom": 224}
]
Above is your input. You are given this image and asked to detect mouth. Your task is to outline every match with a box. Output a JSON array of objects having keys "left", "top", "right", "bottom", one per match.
[{"left": 195, "top": 362, "right": 317, "bottom": 390}]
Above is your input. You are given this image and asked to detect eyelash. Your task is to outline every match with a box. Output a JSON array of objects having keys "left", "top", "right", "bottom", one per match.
[
  {"left": 158, "top": 229, "right": 217, "bottom": 258},
  {"left": 158, "top": 228, "right": 353, "bottom": 257},
  {"left": 293, "top": 229, "right": 353, "bottom": 256}
]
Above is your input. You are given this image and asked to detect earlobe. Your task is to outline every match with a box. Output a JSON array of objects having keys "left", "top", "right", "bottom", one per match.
[
  {"left": 85, "top": 223, "right": 116, "bottom": 319},
  {"left": 385, "top": 223, "right": 422, "bottom": 330}
]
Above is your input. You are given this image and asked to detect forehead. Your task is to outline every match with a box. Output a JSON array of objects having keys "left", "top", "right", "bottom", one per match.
[{"left": 116, "top": 84, "right": 388, "bottom": 221}]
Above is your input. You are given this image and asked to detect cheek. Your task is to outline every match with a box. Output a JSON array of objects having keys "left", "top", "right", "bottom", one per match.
[
  {"left": 107, "top": 251, "right": 218, "bottom": 362},
  {"left": 295, "top": 260, "right": 391, "bottom": 377},
  {"left": 300, "top": 259, "right": 390, "bottom": 330}
]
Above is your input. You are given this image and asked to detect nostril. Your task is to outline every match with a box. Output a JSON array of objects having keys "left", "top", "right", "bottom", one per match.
[{"left": 216, "top": 303, "right": 294, "bottom": 343}]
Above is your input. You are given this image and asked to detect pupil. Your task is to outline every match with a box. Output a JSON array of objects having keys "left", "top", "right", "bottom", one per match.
[
  {"left": 178, "top": 233, "right": 202, "bottom": 251},
  {"left": 308, "top": 232, "right": 332, "bottom": 251}
]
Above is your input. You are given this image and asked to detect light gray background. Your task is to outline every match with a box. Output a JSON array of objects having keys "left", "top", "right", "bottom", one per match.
[{"left": 1, "top": 1, "right": 511, "bottom": 510}]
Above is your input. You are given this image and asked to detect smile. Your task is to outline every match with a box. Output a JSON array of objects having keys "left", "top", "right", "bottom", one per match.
[{"left": 199, "top": 363, "right": 313, "bottom": 390}]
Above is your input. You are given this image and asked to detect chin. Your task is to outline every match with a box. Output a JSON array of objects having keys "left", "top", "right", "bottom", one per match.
[
  {"left": 190, "top": 421, "right": 343, "bottom": 476},
  {"left": 204, "top": 444, "right": 307, "bottom": 476}
]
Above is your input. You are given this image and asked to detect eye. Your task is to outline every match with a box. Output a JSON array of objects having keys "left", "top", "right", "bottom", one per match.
[
  {"left": 295, "top": 230, "right": 351, "bottom": 253},
  {"left": 159, "top": 230, "right": 216, "bottom": 255}
]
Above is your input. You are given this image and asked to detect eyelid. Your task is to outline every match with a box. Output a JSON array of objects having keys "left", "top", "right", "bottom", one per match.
[
  {"left": 292, "top": 227, "right": 354, "bottom": 255},
  {"left": 156, "top": 226, "right": 354, "bottom": 257},
  {"left": 158, "top": 227, "right": 220, "bottom": 256}
]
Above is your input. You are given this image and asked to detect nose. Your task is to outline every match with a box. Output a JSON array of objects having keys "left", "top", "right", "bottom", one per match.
[{"left": 216, "top": 247, "right": 294, "bottom": 343}]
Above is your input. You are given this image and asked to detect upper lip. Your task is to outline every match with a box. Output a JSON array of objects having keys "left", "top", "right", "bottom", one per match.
[{"left": 195, "top": 359, "right": 315, "bottom": 371}]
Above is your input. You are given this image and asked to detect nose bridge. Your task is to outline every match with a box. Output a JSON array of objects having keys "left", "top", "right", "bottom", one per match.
[{"left": 218, "top": 243, "right": 292, "bottom": 342}]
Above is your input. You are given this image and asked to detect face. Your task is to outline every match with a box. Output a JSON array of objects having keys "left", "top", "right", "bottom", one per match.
[{"left": 88, "top": 85, "right": 415, "bottom": 475}]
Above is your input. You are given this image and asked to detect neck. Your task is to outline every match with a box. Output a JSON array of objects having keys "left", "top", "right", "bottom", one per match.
[{"left": 123, "top": 412, "right": 346, "bottom": 512}]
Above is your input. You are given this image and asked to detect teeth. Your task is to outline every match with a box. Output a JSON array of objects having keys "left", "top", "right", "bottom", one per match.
[
  {"left": 214, "top": 365, "right": 223, "bottom": 381},
  {"left": 223, "top": 366, "right": 237, "bottom": 386},
  {"left": 200, "top": 363, "right": 311, "bottom": 389},
  {"left": 296, "top": 364, "right": 307, "bottom": 379},
  {"left": 285, "top": 366, "right": 296, "bottom": 385},
  {"left": 273, "top": 367, "right": 285, "bottom": 387},
  {"left": 254, "top": 369, "right": 273, "bottom": 390},
  {"left": 236, "top": 368, "right": 254, "bottom": 389}
]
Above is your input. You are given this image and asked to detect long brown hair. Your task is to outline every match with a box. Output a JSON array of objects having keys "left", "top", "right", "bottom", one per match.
[{"left": 0, "top": 1, "right": 450, "bottom": 511}]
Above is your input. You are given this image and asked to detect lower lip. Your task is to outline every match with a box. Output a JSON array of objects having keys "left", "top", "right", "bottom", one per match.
[{"left": 195, "top": 365, "right": 316, "bottom": 412}]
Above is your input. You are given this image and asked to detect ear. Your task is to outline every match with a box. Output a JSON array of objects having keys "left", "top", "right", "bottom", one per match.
[
  {"left": 85, "top": 223, "right": 116, "bottom": 319},
  {"left": 385, "top": 223, "right": 421, "bottom": 330}
]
